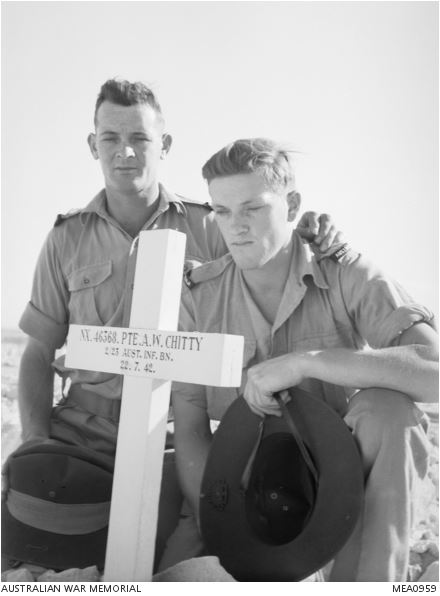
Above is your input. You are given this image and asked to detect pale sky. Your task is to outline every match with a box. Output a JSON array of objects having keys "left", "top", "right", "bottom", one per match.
[{"left": 2, "top": 1, "right": 438, "bottom": 329}]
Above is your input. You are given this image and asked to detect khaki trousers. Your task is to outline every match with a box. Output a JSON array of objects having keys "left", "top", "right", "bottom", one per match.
[{"left": 330, "top": 388, "right": 430, "bottom": 581}]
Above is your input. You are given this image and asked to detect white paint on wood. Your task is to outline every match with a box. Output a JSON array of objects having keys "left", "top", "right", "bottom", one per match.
[
  {"left": 65, "top": 325, "right": 244, "bottom": 387},
  {"left": 103, "top": 230, "right": 186, "bottom": 581}
]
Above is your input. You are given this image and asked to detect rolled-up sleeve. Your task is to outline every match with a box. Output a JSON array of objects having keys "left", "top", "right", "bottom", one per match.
[
  {"left": 19, "top": 231, "right": 69, "bottom": 349},
  {"left": 171, "top": 284, "right": 207, "bottom": 410},
  {"left": 338, "top": 253, "right": 436, "bottom": 348}
]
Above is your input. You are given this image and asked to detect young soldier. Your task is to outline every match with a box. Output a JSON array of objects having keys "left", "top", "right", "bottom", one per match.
[{"left": 168, "top": 138, "right": 438, "bottom": 581}]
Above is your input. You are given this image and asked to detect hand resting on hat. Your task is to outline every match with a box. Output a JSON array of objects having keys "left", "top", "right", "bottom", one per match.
[
  {"left": 244, "top": 353, "right": 305, "bottom": 417},
  {"left": 244, "top": 323, "right": 438, "bottom": 418}
]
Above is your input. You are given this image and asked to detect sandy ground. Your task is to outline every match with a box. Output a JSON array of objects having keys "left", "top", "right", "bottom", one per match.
[{"left": 1, "top": 328, "right": 438, "bottom": 581}]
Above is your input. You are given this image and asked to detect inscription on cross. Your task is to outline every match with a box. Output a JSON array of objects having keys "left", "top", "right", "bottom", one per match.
[{"left": 65, "top": 230, "right": 244, "bottom": 581}]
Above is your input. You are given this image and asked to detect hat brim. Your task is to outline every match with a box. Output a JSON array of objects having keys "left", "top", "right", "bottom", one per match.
[
  {"left": 10, "top": 440, "right": 115, "bottom": 473},
  {"left": 1, "top": 500, "right": 108, "bottom": 571},
  {"left": 200, "top": 388, "right": 364, "bottom": 581},
  {"left": 2, "top": 442, "right": 183, "bottom": 573}
]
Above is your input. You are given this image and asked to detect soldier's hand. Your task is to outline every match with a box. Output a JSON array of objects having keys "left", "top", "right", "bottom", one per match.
[
  {"left": 296, "top": 212, "right": 344, "bottom": 252},
  {"left": 244, "top": 387, "right": 291, "bottom": 418},
  {"left": 244, "top": 353, "right": 305, "bottom": 417}
]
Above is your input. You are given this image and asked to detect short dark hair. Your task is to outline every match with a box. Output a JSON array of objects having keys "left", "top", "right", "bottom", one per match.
[
  {"left": 202, "top": 138, "right": 296, "bottom": 191},
  {"left": 94, "top": 78, "right": 164, "bottom": 127}
]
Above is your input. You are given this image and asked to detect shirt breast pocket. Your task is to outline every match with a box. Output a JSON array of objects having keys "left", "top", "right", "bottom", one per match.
[
  {"left": 67, "top": 261, "right": 113, "bottom": 325},
  {"left": 290, "top": 325, "right": 357, "bottom": 352}
]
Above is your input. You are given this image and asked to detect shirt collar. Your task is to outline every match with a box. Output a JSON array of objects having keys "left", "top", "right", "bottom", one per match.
[
  {"left": 81, "top": 184, "right": 186, "bottom": 222},
  {"left": 82, "top": 189, "right": 108, "bottom": 218},
  {"left": 157, "top": 184, "right": 187, "bottom": 216},
  {"left": 270, "top": 232, "right": 328, "bottom": 335}
]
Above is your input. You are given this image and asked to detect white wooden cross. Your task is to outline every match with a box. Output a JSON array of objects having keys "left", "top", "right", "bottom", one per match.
[{"left": 65, "top": 230, "right": 244, "bottom": 581}]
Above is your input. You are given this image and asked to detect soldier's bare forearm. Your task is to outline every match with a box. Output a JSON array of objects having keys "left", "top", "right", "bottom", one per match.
[{"left": 18, "top": 337, "right": 55, "bottom": 442}]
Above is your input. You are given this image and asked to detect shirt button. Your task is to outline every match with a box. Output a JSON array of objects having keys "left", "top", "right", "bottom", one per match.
[{"left": 83, "top": 278, "right": 90, "bottom": 285}]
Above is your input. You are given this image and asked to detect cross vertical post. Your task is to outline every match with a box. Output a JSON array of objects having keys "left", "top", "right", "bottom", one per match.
[{"left": 103, "top": 229, "right": 186, "bottom": 581}]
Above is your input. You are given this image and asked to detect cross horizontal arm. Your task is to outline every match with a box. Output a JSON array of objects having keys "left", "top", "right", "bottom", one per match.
[{"left": 66, "top": 324, "right": 244, "bottom": 387}]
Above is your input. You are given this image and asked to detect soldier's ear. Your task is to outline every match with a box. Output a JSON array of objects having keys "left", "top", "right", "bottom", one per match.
[
  {"left": 160, "top": 133, "right": 173, "bottom": 159},
  {"left": 287, "top": 191, "right": 301, "bottom": 221},
  {"left": 87, "top": 133, "right": 99, "bottom": 160}
]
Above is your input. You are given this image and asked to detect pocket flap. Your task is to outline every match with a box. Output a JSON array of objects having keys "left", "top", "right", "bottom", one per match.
[{"left": 67, "top": 261, "right": 112, "bottom": 291}]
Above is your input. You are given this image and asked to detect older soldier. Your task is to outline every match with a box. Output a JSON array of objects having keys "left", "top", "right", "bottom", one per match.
[
  {"left": 17, "top": 81, "right": 337, "bottom": 456},
  {"left": 8, "top": 81, "right": 340, "bottom": 568}
]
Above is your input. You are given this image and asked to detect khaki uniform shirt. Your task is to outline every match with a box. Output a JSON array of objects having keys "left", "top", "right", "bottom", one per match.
[
  {"left": 19, "top": 185, "right": 227, "bottom": 400},
  {"left": 174, "top": 232, "right": 435, "bottom": 420}
]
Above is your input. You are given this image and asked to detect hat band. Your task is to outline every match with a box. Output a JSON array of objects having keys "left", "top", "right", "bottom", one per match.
[{"left": 7, "top": 489, "right": 110, "bottom": 535}]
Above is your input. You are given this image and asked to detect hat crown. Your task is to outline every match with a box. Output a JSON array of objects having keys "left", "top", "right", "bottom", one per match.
[
  {"left": 2, "top": 441, "right": 113, "bottom": 570},
  {"left": 200, "top": 390, "right": 364, "bottom": 581},
  {"left": 9, "top": 448, "right": 113, "bottom": 503},
  {"left": 245, "top": 432, "right": 316, "bottom": 545}
]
